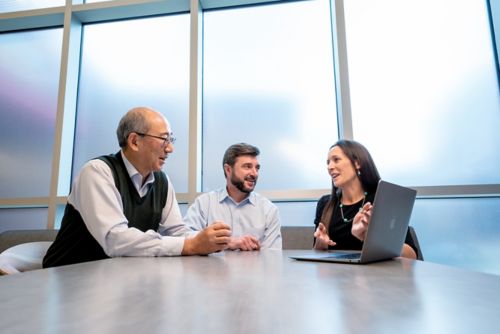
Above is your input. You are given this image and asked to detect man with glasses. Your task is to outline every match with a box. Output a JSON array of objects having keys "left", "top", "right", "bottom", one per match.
[
  {"left": 183, "top": 143, "right": 282, "bottom": 251},
  {"left": 43, "top": 107, "right": 231, "bottom": 268}
]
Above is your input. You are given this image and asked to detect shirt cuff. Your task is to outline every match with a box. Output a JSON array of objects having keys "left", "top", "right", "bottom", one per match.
[{"left": 160, "top": 236, "right": 186, "bottom": 256}]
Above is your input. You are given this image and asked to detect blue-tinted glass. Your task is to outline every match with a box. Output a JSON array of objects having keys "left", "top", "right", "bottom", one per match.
[
  {"left": 178, "top": 203, "right": 188, "bottom": 217},
  {"left": 344, "top": 0, "right": 500, "bottom": 186},
  {"left": 411, "top": 197, "right": 500, "bottom": 276},
  {"left": 275, "top": 201, "right": 317, "bottom": 228},
  {"left": 0, "top": 208, "right": 49, "bottom": 233},
  {"left": 54, "top": 204, "right": 66, "bottom": 230},
  {"left": 276, "top": 196, "right": 500, "bottom": 276},
  {"left": 0, "top": 28, "right": 62, "bottom": 197},
  {"left": 0, "top": 0, "right": 63, "bottom": 13},
  {"left": 74, "top": 15, "right": 190, "bottom": 191},
  {"left": 490, "top": 0, "right": 500, "bottom": 64},
  {"left": 203, "top": 0, "right": 337, "bottom": 191}
]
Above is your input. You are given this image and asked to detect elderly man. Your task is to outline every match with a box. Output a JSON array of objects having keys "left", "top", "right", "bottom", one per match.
[{"left": 43, "top": 107, "right": 231, "bottom": 268}]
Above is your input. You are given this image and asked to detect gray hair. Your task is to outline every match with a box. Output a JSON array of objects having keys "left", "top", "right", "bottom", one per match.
[
  {"left": 116, "top": 107, "right": 152, "bottom": 148},
  {"left": 222, "top": 143, "right": 260, "bottom": 177}
]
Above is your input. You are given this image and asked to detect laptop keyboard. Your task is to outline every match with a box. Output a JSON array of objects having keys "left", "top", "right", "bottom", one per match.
[{"left": 328, "top": 253, "right": 361, "bottom": 259}]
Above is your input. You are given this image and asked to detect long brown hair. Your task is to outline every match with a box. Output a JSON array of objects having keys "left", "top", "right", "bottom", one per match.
[{"left": 320, "top": 140, "right": 380, "bottom": 233}]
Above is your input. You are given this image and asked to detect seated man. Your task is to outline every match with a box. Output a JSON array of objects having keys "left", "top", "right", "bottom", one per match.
[
  {"left": 43, "top": 107, "right": 231, "bottom": 268},
  {"left": 183, "top": 143, "right": 282, "bottom": 251}
]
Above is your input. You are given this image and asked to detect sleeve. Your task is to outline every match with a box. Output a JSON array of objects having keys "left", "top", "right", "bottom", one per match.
[
  {"left": 261, "top": 203, "right": 282, "bottom": 250},
  {"left": 157, "top": 176, "right": 193, "bottom": 237},
  {"left": 182, "top": 195, "right": 209, "bottom": 232},
  {"left": 71, "top": 160, "right": 186, "bottom": 257}
]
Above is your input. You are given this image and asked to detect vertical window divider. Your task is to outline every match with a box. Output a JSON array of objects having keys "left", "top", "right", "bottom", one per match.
[
  {"left": 47, "top": 1, "right": 82, "bottom": 229},
  {"left": 187, "top": 0, "right": 204, "bottom": 205},
  {"left": 331, "top": 0, "right": 353, "bottom": 140}
]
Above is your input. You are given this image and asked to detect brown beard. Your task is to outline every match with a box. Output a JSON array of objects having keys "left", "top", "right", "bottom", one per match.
[{"left": 230, "top": 172, "right": 256, "bottom": 193}]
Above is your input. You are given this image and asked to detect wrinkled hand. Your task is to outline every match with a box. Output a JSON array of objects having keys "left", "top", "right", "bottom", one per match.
[
  {"left": 313, "top": 222, "right": 336, "bottom": 250},
  {"left": 182, "top": 221, "right": 231, "bottom": 255},
  {"left": 228, "top": 235, "right": 261, "bottom": 251},
  {"left": 352, "top": 202, "right": 373, "bottom": 241}
]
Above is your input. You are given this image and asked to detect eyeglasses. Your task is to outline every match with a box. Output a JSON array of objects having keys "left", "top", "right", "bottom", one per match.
[{"left": 136, "top": 132, "right": 176, "bottom": 146}]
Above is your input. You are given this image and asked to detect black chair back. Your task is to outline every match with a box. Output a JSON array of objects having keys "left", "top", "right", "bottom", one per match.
[{"left": 408, "top": 226, "right": 424, "bottom": 260}]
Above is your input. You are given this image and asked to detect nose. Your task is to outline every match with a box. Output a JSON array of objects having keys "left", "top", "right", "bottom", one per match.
[
  {"left": 165, "top": 142, "right": 174, "bottom": 153},
  {"left": 327, "top": 162, "right": 337, "bottom": 174}
]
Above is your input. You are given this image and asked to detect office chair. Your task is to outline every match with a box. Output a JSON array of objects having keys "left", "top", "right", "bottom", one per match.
[
  {"left": 281, "top": 226, "right": 315, "bottom": 249},
  {"left": 408, "top": 226, "right": 424, "bottom": 260},
  {"left": 0, "top": 229, "right": 57, "bottom": 275},
  {"left": 0, "top": 241, "right": 53, "bottom": 275}
]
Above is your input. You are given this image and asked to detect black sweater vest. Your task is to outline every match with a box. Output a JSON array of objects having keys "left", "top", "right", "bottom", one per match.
[{"left": 43, "top": 152, "right": 168, "bottom": 268}]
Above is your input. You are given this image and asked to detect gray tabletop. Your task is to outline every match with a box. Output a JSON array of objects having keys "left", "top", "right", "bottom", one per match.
[{"left": 1, "top": 250, "right": 499, "bottom": 334}]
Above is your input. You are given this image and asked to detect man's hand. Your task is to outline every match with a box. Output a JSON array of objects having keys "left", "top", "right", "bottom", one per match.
[
  {"left": 313, "top": 222, "right": 335, "bottom": 250},
  {"left": 182, "top": 222, "right": 231, "bottom": 255},
  {"left": 352, "top": 202, "right": 373, "bottom": 241},
  {"left": 228, "top": 235, "right": 261, "bottom": 251}
]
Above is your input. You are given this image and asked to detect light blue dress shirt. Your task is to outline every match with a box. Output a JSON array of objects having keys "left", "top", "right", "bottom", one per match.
[{"left": 183, "top": 188, "right": 282, "bottom": 249}]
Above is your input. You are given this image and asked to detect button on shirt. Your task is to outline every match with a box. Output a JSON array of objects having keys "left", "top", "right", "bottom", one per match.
[
  {"left": 183, "top": 188, "right": 282, "bottom": 249},
  {"left": 68, "top": 151, "right": 190, "bottom": 257}
]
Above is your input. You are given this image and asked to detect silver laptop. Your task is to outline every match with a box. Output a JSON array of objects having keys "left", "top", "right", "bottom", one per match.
[{"left": 290, "top": 180, "right": 417, "bottom": 264}]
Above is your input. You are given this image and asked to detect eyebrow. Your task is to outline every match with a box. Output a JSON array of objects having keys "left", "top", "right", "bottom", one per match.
[
  {"left": 158, "top": 131, "right": 173, "bottom": 136},
  {"left": 242, "top": 162, "right": 260, "bottom": 167}
]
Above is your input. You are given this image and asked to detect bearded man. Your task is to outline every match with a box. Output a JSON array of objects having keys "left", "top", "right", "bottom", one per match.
[{"left": 183, "top": 143, "right": 282, "bottom": 251}]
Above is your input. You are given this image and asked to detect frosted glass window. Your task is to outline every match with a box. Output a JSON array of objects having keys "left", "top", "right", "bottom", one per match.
[
  {"left": 0, "top": 28, "right": 62, "bottom": 198},
  {"left": 410, "top": 197, "right": 500, "bottom": 276},
  {"left": 344, "top": 0, "right": 500, "bottom": 186},
  {"left": 276, "top": 196, "right": 500, "bottom": 276},
  {"left": 203, "top": 0, "right": 337, "bottom": 191},
  {"left": 0, "top": 0, "right": 63, "bottom": 13},
  {"left": 54, "top": 204, "right": 66, "bottom": 230},
  {"left": 489, "top": 0, "right": 500, "bottom": 64},
  {"left": 178, "top": 203, "right": 188, "bottom": 217},
  {"left": 0, "top": 208, "right": 49, "bottom": 233},
  {"left": 275, "top": 201, "right": 318, "bottom": 228},
  {"left": 74, "top": 15, "right": 190, "bottom": 192}
]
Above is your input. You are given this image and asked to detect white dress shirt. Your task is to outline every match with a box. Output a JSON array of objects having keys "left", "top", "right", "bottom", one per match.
[{"left": 67, "top": 151, "right": 190, "bottom": 257}]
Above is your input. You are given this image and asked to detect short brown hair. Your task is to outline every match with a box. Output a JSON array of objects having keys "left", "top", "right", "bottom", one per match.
[{"left": 222, "top": 143, "right": 260, "bottom": 177}]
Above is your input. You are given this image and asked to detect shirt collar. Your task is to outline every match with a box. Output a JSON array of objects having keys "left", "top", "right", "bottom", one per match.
[
  {"left": 218, "top": 187, "right": 256, "bottom": 206},
  {"left": 120, "top": 151, "right": 155, "bottom": 188}
]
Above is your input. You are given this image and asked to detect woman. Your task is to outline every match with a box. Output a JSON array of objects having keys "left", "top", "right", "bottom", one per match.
[{"left": 313, "top": 140, "right": 417, "bottom": 259}]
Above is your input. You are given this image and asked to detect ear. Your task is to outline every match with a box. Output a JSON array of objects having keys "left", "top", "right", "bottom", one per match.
[
  {"left": 127, "top": 132, "right": 140, "bottom": 151},
  {"left": 223, "top": 163, "right": 232, "bottom": 177},
  {"left": 354, "top": 160, "right": 361, "bottom": 170}
]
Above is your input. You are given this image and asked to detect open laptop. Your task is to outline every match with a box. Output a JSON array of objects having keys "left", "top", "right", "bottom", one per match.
[{"left": 290, "top": 180, "right": 417, "bottom": 264}]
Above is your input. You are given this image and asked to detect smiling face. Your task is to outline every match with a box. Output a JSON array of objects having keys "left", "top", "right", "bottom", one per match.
[
  {"left": 125, "top": 109, "right": 174, "bottom": 178},
  {"left": 140, "top": 112, "right": 174, "bottom": 173},
  {"left": 226, "top": 155, "right": 260, "bottom": 196},
  {"left": 327, "top": 145, "right": 360, "bottom": 190}
]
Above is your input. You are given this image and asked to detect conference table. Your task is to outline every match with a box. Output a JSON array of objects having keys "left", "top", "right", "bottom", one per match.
[{"left": 1, "top": 250, "right": 499, "bottom": 334}]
